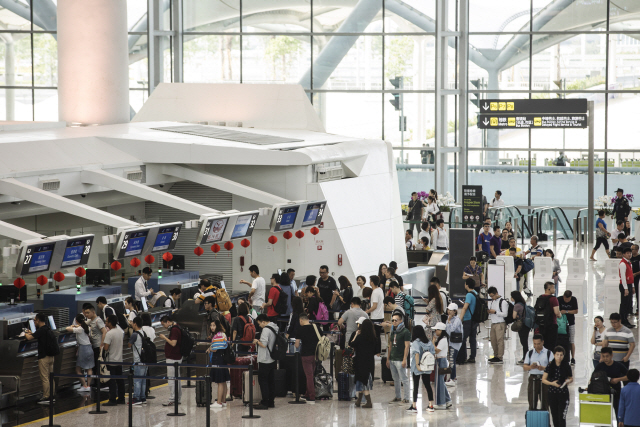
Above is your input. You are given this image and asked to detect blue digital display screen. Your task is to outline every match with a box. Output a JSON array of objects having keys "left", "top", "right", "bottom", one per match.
[
  {"left": 275, "top": 206, "right": 299, "bottom": 232},
  {"left": 153, "top": 226, "right": 176, "bottom": 252},
  {"left": 231, "top": 214, "right": 257, "bottom": 239},
  {"left": 23, "top": 244, "right": 55, "bottom": 274},
  {"left": 302, "top": 203, "right": 325, "bottom": 227},
  {"left": 61, "top": 239, "right": 85, "bottom": 267},
  {"left": 124, "top": 231, "right": 148, "bottom": 257}
]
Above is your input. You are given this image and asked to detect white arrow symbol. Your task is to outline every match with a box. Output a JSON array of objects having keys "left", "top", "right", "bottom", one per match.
[
  {"left": 482, "top": 103, "right": 489, "bottom": 111},
  {"left": 483, "top": 119, "right": 489, "bottom": 126}
]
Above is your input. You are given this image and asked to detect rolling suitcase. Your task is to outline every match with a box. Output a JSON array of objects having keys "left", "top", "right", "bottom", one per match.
[
  {"left": 274, "top": 369, "right": 288, "bottom": 397},
  {"left": 242, "top": 371, "right": 262, "bottom": 404},
  {"left": 230, "top": 355, "right": 258, "bottom": 398},
  {"left": 381, "top": 357, "right": 393, "bottom": 383},
  {"left": 526, "top": 376, "right": 550, "bottom": 427},
  {"left": 195, "top": 380, "right": 210, "bottom": 407},
  {"left": 337, "top": 372, "right": 351, "bottom": 401}
]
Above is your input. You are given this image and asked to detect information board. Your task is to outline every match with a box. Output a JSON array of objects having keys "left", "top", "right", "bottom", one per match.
[
  {"left": 477, "top": 99, "right": 588, "bottom": 130},
  {"left": 20, "top": 243, "right": 56, "bottom": 275},
  {"left": 202, "top": 217, "right": 229, "bottom": 244},
  {"left": 462, "top": 185, "right": 483, "bottom": 232},
  {"left": 152, "top": 225, "right": 181, "bottom": 253},
  {"left": 274, "top": 206, "right": 299, "bottom": 232},
  {"left": 301, "top": 201, "right": 326, "bottom": 227},
  {"left": 60, "top": 236, "right": 94, "bottom": 267},
  {"left": 119, "top": 230, "right": 149, "bottom": 258},
  {"left": 230, "top": 213, "right": 259, "bottom": 239},
  {"left": 477, "top": 114, "right": 587, "bottom": 129}
]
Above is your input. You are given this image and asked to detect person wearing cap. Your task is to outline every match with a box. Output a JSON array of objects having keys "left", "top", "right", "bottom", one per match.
[
  {"left": 612, "top": 188, "right": 631, "bottom": 223},
  {"left": 445, "top": 303, "right": 462, "bottom": 386},
  {"left": 338, "top": 297, "right": 369, "bottom": 345},
  {"left": 433, "top": 322, "right": 452, "bottom": 409}
]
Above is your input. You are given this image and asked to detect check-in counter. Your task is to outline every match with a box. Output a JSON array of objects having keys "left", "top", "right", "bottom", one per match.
[
  {"left": 126, "top": 271, "right": 200, "bottom": 306},
  {"left": 44, "top": 286, "right": 122, "bottom": 320}
]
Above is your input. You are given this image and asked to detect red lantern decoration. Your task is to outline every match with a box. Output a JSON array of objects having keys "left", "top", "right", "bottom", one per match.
[
  {"left": 144, "top": 254, "right": 155, "bottom": 265},
  {"left": 53, "top": 272, "right": 65, "bottom": 283},
  {"left": 211, "top": 244, "right": 221, "bottom": 253},
  {"left": 310, "top": 227, "right": 320, "bottom": 236},
  {"left": 130, "top": 257, "right": 141, "bottom": 268},
  {"left": 111, "top": 260, "right": 122, "bottom": 271},
  {"left": 162, "top": 252, "right": 173, "bottom": 262},
  {"left": 75, "top": 267, "right": 86, "bottom": 277},
  {"left": 36, "top": 275, "right": 48, "bottom": 286},
  {"left": 283, "top": 231, "right": 293, "bottom": 240},
  {"left": 295, "top": 230, "right": 305, "bottom": 239},
  {"left": 13, "top": 278, "right": 25, "bottom": 289},
  {"left": 268, "top": 235, "right": 278, "bottom": 245},
  {"left": 223, "top": 241, "right": 233, "bottom": 257},
  {"left": 194, "top": 247, "right": 204, "bottom": 256}
]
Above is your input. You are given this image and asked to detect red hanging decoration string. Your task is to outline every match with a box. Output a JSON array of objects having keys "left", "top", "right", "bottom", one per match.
[
  {"left": 240, "top": 238, "right": 250, "bottom": 254},
  {"left": 268, "top": 235, "right": 277, "bottom": 252}
]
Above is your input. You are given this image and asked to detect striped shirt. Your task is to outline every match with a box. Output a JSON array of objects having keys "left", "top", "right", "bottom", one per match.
[
  {"left": 395, "top": 292, "right": 406, "bottom": 309},
  {"left": 209, "top": 332, "right": 228, "bottom": 351},
  {"left": 603, "top": 326, "right": 635, "bottom": 362}
]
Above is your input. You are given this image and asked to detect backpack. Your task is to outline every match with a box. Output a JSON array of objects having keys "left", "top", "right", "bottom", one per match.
[
  {"left": 273, "top": 285, "right": 288, "bottom": 315},
  {"left": 312, "top": 324, "right": 332, "bottom": 362},
  {"left": 315, "top": 302, "right": 329, "bottom": 321},
  {"left": 208, "top": 309, "right": 231, "bottom": 336},
  {"left": 216, "top": 288, "right": 232, "bottom": 312},
  {"left": 419, "top": 349, "right": 436, "bottom": 373},
  {"left": 44, "top": 327, "right": 60, "bottom": 357},
  {"left": 264, "top": 326, "right": 287, "bottom": 361},
  {"left": 440, "top": 290, "right": 452, "bottom": 307},
  {"left": 239, "top": 315, "right": 256, "bottom": 343},
  {"left": 587, "top": 370, "right": 612, "bottom": 395},
  {"left": 134, "top": 330, "right": 157, "bottom": 363},
  {"left": 402, "top": 294, "right": 415, "bottom": 320},
  {"left": 500, "top": 298, "right": 515, "bottom": 325},
  {"left": 116, "top": 312, "right": 129, "bottom": 331},
  {"left": 360, "top": 298, "right": 371, "bottom": 312},
  {"left": 172, "top": 325, "right": 195, "bottom": 359},
  {"left": 557, "top": 314, "right": 568, "bottom": 335},
  {"left": 517, "top": 302, "right": 536, "bottom": 329},
  {"left": 534, "top": 296, "right": 555, "bottom": 329},
  {"left": 469, "top": 292, "right": 489, "bottom": 323}
]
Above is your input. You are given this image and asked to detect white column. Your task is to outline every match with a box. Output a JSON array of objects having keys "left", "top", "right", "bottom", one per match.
[{"left": 57, "top": 0, "right": 129, "bottom": 125}]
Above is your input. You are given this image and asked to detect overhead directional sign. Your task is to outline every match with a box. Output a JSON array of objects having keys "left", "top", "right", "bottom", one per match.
[{"left": 477, "top": 98, "right": 588, "bottom": 129}]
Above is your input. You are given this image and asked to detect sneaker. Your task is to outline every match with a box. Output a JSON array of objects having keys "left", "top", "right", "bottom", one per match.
[
  {"left": 305, "top": 400, "right": 315, "bottom": 404},
  {"left": 516, "top": 359, "right": 525, "bottom": 365},
  {"left": 570, "top": 358, "right": 576, "bottom": 366},
  {"left": 401, "top": 399, "right": 411, "bottom": 404},
  {"left": 426, "top": 405, "right": 435, "bottom": 413},
  {"left": 37, "top": 398, "right": 52, "bottom": 405},
  {"left": 389, "top": 398, "right": 402, "bottom": 404},
  {"left": 446, "top": 401, "right": 453, "bottom": 409},
  {"left": 162, "top": 401, "right": 175, "bottom": 407},
  {"left": 434, "top": 404, "right": 446, "bottom": 410},
  {"left": 406, "top": 406, "right": 418, "bottom": 413},
  {"left": 467, "top": 358, "right": 476, "bottom": 363},
  {"left": 210, "top": 402, "right": 223, "bottom": 409},
  {"left": 445, "top": 379, "right": 456, "bottom": 387},
  {"left": 131, "top": 399, "right": 142, "bottom": 406},
  {"left": 79, "top": 386, "right": 91, "bottom": 392},
  {"left": 141, "top": 399, "right": 147, "bottom": 405},
  {"left": 221, "top": 403, "right": 227, "bottom": 407},
  {"left": 487, "top": 357, "right": 498, "bottom": 363},
  {"left": 254, "top": 404, "right": 269, "bottom": 410},
  {"left": 489, "top": 358, "right": 503, "bottom": 364}
]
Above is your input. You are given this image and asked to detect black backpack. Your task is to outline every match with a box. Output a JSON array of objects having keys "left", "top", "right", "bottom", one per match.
[
  {"left": 469, "top": 292, "right": 489, "bottom": 323},
  {"left": 500, "top": 298, "right": 515, "bottom": 325},
  {"left": 116, "top": 312, "right": 129, "bottom": 331},
  {"left": 134, "top": 330, "right": 157, "bottom": 363},
  {"left": 172, "top": 325, "right": 195, "bottom": 359},
  {"left": 534, "top": 296, "right": 554, "bottom": 329},
  {"left": 587, "top": 370, "right": 611, "bottom": 395},
  {"left": 273, "top": 285, "right": 288, "bottom": 315},
  {"left": 44, "top": 327, "right": 60, "bottom": 357},
  {"left": 264, "top": 326, "right": 287, "bottom": 361}
]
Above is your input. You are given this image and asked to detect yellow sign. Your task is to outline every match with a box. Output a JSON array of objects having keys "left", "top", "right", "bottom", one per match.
[
  {"left": 508, "top": 117, "right": 516, "bottom": 126},
  {"left": 490, "top": 117, "right": 498, "bottom": 126},
  {"left": 507, "top": 102, "right": 514, "bottom": 110},
  {"left": 499, "top": 102, "right": 506, "bottom": 111},
  {"left": 490, "top": 102, "right": 498, "bottom": 111},
  {"left": 534, "top": 117, "right": 542, "bottom": 126}
]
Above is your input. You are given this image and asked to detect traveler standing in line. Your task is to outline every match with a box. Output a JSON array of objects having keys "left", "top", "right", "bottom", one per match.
[
  {"left": 294, "top": 314, "right": 320, "bottom": 404},
  {"left": 423, "top": 195, "right": 440, "bottom": 223},
  {"left": 511, "top": 291, "right": 531, "bottom": 364},
  {"left": 445, "top": 303, "right": 463, "bottom": 386},
  {"left": 602, "top": 312, "right": 636, "bottom": 369},
  {"left": 500, "top": 229, "right": 511, "bottom": 251},
  {"left": 558, "top": 290, "right": 578, "bottom": 365},
  {"left": 611, "top": 220, "right": 626, "bottom": 258},
  {"left": 406, "top": 229, "right": 416, "bottom": 250},
  {"left": 317, "top": 265, "right": 338, "bottom": 311},
  {"left": 303, "top": 284, "right": 323, "bottom": 321},
  {"left": 263, "top": 274, "right": 283, "bottom": 323},
  {"left": 128, "top": 316, "right": 147, "bottom": 405},
  {"left": 366, "top": 276, "right": 385, "bottom": 356},
  {"left": 462, "top": 256, "right": 485, "bottom": 290},
  {"left": 421, "top": 284, "right": 443, "bottom": 341},
  {"left": 490, "top": 226, "right": 502, "bottom": 259},
  {"left": 159, "top": 316, "right": 183, "bottom": 407},
  {"left": 591, "top": 315, "right": 606, "bottom": 368},
  {"left": 406, "top": 325, "right": 435, "bottom": 414},
  {"left": 504, "top": 221, "right": 516, "bottom": 240},
  {"left": 165, "top": 288, "right": 181, "bottom": 309},
  {"left": 66, "top": 314, "right": 94, "bottom": 392},
  {"left": 594, "top": 347, "right": 628, "bottom": 419},
  {"left": 350, "top": 318, "right": 377, "bottom": 408},
  {"left": 542, "top": 346, "right": 573, "bottom": 427},
  {"left": 96, "top": 297, "right": 116, "bottom": 323},
  {"left": 631, "top": 244, "right": 640, "bottom": 316},
  {"left": 240, "top": 265, "right": 265, "bottom": 316},
  {"left": 618, "top": 247, "right": 636, "bottom": 328},
  {"left": 206, "top": 319, "right": 230, "bottom": 408},
  {"left": 354, "top": 275, "right": 369, "bottom": 299},
  {"left": 134, "top": 267, "right": 155, "bottom": 307},
  {"left": 433, "top": 322, "right": 452, "bottom": 409},
  {"left": 477, "top": 223, "right": 492, "bottom": 255},
  {"left": 25, "top": 313, "right": 59, "bottom": 404},
  {"left": 487, "top": 287, "right": 507, "bottom": 364},
  {"left": 103, "top": 315, "right": 125, "bottom": 406},
  {"left": 285, "top": 297, "right": 304, "bottom": 353},
  {"left": 338, "top": 297, "right": 369, "bottom": 345},
  {"left": 545, "top": 249, "right": 562, "bottom": 288},
  {"left": 590, "top": 210, "right": 611, "bottom": 261},
  {"left": 618, "top": 369, "right": 640, "bottom": 427},
  {"left": 407, "top": 192, "right": 424, "bottom": 236},
  {"left": 457, "top": 278, "right": 479, "bottom": 364},
  {"left": 331, "top": 275, "right": 354, "bottom": 313},
  {"left": 386, "top": 312, "right": 411, "bottom": 404},
  {"left": 377, "top": 264, "right": 388, "bottom": 293},
  {"left": 82, "top": 304, "right": 107, "bottom": 389},
  {"left": 232, "top": 302, "right": 254, "bottom": 353},
  {"left": 523, "top": 335, "right": 554, "bottom": 411},
  {"left": 279, "top": 271, "right": 294, "bottom": 316},
  {"left": 253, "top": 314, "right": 278, "bottom": 410},
  {"left": 432, "top": 219, "right": 449, "bottom": 250},
  {"left": 536, "top": 281, "right": 561, "bottom": 351}
]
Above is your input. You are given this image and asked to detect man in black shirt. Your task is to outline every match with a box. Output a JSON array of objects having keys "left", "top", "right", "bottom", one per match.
[
  {"left": 612, "top": 188, "right": 631, "bottom": 223},
  {"left": 25, "top": 313, "right": 59, "bottom": 404},
  {"left": 631, "top": 244, "right": 640, "bottom": 316},
  {"left": 594, "top": 347, "right": 628, "bottom": 419},
  {"left": 388, "top": 261, "right": 404, "bottom": 289},
  {"left": 558, "top": 290, "right": 579, "bottom": 365},
  {"left": 295, "top": 314, "right": 320, "bottom": 403},
  {"left": 317, "top": 265, "right": 337, "bottom": 307},
  {"left": 407, "top": 192, "right": 423, "bottom": 236}
]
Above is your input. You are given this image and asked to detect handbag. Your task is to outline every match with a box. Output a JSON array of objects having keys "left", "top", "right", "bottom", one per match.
[
  {"left": 342, "top": 347, "right": 355, "bottom": 374},
  {"left": 98, "top": 352, "right": 110, "bottom": 384},
  {"left": 511, "top": 318, "right": 523, "bottom": 332},
  {"left": 439, "top": 356, "right": 452, "bottom": 375},
  {"left": 450, "top": 332, "right": 463, "bottom": 343},
  {"left": 223, "top": 341, "right": 236, "bottom": 365},
  {"left": 314, "top": 364, "right": 333, "bottom": 399}
]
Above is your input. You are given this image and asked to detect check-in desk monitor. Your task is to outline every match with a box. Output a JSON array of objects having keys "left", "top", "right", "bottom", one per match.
[
  {"left": 60, "top": 236, "right": 94, "bottom": 268},
  {"left": 116, "top": 230, "right": 149, "bottom": 259},
  {"left": 230, "top": 213, "right": 259, "bottom": 239},
  {"left": 301, "top": 201, "right": 326, "bottom": 227},
  {"left": 20, "top": 243, "right": 55, "bottom": 275},
  {"left": 152, "top": 225, "right": 181, "bottom": 253},
  {"left": 273, "top": 206, "right": 299, "bottom": 232}
]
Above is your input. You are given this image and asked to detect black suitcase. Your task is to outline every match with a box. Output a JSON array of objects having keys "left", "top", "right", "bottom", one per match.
[
  {"left": 337, "top": 372, "right": 351, "bottom": 401},
  {"left": 281, "top": 354, "right": 306, "bottom": 395},
  {"left": 381, "top": 357, "right": 393, "bottom": 383},
  {"left": 195, "top": 380, "right": 210, "bottom": 407},
  {"left": 274, "top": 369, "right": 288, "bottom": 397}
]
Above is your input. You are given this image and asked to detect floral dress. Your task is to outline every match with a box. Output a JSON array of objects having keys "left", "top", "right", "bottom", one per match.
[{"left": 422, "top": 298, "right": 440, "bottom": 341}]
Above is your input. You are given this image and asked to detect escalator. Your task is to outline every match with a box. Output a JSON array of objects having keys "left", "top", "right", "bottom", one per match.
[
  {"left": 489, "top": 205, "right": 533, "bottom": 239},
  {"left": 533, "top": 206, "right": 574, "bottom": 240}
]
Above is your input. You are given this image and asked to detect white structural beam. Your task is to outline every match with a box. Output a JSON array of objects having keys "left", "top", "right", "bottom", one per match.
[
  {"left": 0, "top": 178, "right": 137, "bottom": 228},
  {"left": 0, "top": 220, "right": 45, "bottom": 241},
  {"left": 80, "top": 169, "right": 217, "bottom": 216},
  {"left": 161, "top": 164, "right": 290, "bottom": 206}
]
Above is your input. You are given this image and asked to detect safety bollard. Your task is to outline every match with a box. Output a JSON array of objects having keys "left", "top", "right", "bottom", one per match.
[
  {"left": 41, "top": 372, "right": 61, "bottom": 427},
  {"left": 128, "top": 372, "right": 133, "bottom": 427},
  {"left": 89, "top": 360, "right": 107, "bottom": 414},
  {"left": 241, "top": 363, "right": 261, "bottom": 419},
  {"left": 288, "top": 352, "right": 306, "bottom": 404},
  {"left": 182, "top": 366, "right": 195, "bottom": 388},
  {"left": 167, "top": 362, "right": 186, "bottom": 417},
  {"left": 205, "top": 376, "right": 211, "bottom": 427}
]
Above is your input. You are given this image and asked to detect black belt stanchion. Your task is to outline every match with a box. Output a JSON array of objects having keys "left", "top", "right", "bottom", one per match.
[
  {"left": 288, "top": 352, "right": 306, "bottom": 404},
  {"left": 128, "top": 371, "right": 133, "bottom": 427},
  {"left": 183, "top": 366, "right": 195, "bottom": 388},
  {"left": 167, "top": 362, "right": 186, "bottom": 417},
  {"left": 241, "top": 363, "right": 260, "bottom": 419},
  {"left": 41, "top": 372, "right": 61, "bottom": 427},
  {"left": 205, "top": 376, "right": 211, "bottom": 427},
  {"left": 89, "top": 360, "right": 107, "bottom": 414}
]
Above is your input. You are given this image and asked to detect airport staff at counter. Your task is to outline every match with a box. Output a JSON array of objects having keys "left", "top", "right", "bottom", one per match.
[
  {"left": 135, "top": 267, "right": 155, "bottom": 305},
  {"left": 166, "top": 288, "right": 182, "bottom": 309}
]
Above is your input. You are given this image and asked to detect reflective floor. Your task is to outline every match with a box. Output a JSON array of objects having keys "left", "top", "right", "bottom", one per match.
[{"left": 7, "top": 241, "right": 639, "bottom": 427}]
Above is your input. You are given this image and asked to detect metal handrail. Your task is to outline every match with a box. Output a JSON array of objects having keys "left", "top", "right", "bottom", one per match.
[{"left": 534, "top": 206, "right": 574, "bottom": 239}]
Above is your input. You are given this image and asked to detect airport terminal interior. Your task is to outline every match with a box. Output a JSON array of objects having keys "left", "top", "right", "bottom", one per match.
[{"left": 0, "top": 0, "right": 637, "bottom": 426}]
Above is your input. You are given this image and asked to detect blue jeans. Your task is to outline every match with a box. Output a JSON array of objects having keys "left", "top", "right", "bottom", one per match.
[
  {"left": 389, "top": 360, "right": 410, "bottom": 401},
  {"left": 436, "top": 358, "right": 451, "bottom": 405},
  {"left": 133, "top": 365, "right": 147, "bottom": 400},
  {"left": 458, "top": 320, "right": 477, "bottom": 361},
  {"left": 449, "top": 348, "right": 459, "bottom": 380}
]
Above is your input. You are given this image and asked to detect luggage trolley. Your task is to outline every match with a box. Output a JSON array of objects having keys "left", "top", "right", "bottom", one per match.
[{"left": 578, "top": 392, "right": 615, "bottom": 427}]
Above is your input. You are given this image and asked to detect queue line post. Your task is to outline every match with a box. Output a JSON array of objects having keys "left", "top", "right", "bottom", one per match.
[
  {"left": 88, "top": 359, "right": 107, "bottom": 415},
  {"left": 40, "top": 372, "right": 61, "bottom": 427}
]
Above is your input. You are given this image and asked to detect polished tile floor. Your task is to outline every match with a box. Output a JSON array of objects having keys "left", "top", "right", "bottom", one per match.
[{"left": 9, "top": 242, "right": 639, "bottom": 427}]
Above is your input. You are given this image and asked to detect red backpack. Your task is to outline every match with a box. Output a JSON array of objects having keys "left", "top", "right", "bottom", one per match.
[{"left": 240, "top": 315, "right": 256, "bottom": 345}]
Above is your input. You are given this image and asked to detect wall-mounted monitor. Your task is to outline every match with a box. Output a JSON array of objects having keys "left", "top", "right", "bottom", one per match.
[
  {"left": 151, "top": 224, "right": 181, "bottom": 253},
  {"left": 48, "top": 315, "right": 57, "bottom": 331},
  {"left": 273, "top": 205, "right": 299, "bottom": 232},
  {"left": 301, "top": 201, "right": 326, "bottom": 227},
  {"left": 230, "top": 212, "right": 259, "bottom": 239},
  {"left": 60, "top": 236, "right": 94, "bottom": 267},
  {"left": 115, "top": 229, "right": 150, "bottom": 259},
  {"left": 200, "top": 217, "right": 229, "bottom": 245},
  {"left": 28, "top": 319, "right": 36, "bottom": 333},
  {"left": 19, "top": 242, "right": 56, "bottom": 276}
]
